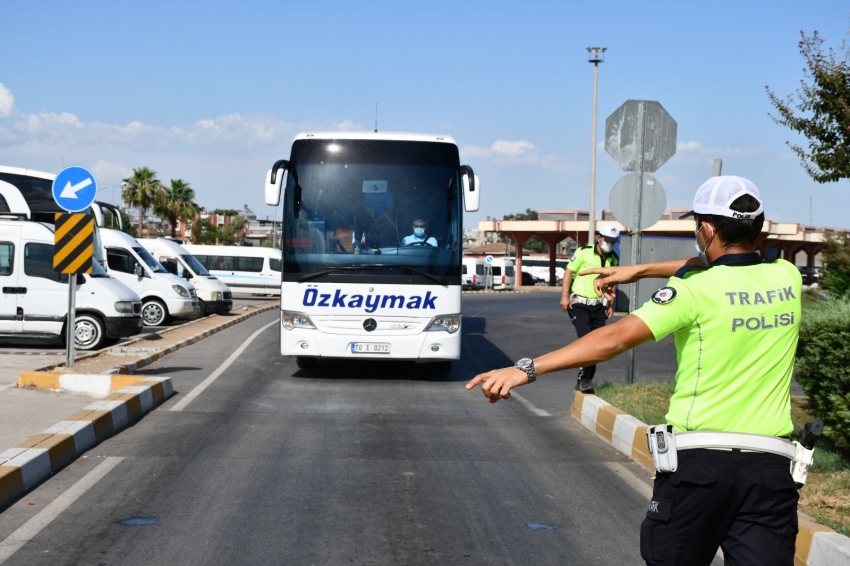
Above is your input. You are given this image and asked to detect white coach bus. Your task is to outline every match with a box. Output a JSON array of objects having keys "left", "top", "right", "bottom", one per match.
[{"left": 264, "top": 131, "right": 480, "bottom": 371}]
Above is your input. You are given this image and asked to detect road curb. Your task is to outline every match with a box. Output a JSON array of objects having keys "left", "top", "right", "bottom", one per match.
[
  {"left": 0, "top": 377, "right": 173, "bottom": 510},
  {"left": 571, "top": 391, "right": 850, "bottom": 566},
  {"left": 17, "top": 304, "right": 278, "bottom": 392}
]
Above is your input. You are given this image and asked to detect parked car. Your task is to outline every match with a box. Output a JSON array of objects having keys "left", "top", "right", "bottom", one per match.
[{"left": 521, "top": 271, "right": 543, "bottom": 286}]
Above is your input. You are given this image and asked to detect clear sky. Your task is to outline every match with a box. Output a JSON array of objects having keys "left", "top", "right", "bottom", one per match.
[{"left": 1, "top": 1, "right": 849, "bottom": 228}]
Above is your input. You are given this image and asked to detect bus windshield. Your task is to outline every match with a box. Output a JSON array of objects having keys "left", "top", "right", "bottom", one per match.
[{"left": 282, "top": 139, "right": 462, "bottom": 284}]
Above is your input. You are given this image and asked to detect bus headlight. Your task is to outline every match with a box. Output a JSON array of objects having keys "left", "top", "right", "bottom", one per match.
[
  {"left": 425, "top": 314, "right": 460, "bottom": 334},
  {"left": 281, "top": 310, "right": 316, "bottom": 331},
  {"left": 211, "top": 291, "right": 222, "bottom": 301}
]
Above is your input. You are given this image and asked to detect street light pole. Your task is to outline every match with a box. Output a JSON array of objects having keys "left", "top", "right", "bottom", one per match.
[{"left": 587, "top": 47, "right": 606, "bottom": 242}]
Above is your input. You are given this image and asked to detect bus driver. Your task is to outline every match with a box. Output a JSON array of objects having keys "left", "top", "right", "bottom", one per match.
[{"left": 401, "top": 218, "right": 437, "bottom": 247}]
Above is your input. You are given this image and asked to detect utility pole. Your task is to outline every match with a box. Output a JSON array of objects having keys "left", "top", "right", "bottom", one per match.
[{"left": 587, "top": 47, "right": 607, "bottom": 242}]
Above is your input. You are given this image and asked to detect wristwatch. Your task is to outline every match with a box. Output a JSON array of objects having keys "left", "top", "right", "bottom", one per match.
[{"left": 515, "top": 358, "right": 537, "bottom": 383}]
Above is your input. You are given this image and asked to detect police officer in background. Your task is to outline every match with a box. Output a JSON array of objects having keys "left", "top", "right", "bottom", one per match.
[
  {"left": 560, "top": 224, "right": 620, "bottom": 393},
  {"left": 468, "top": 176, "right": 802, "bottom": 565}
]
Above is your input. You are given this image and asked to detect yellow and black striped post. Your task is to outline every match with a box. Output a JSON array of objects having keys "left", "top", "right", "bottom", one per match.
[{"left": 53, "top": 213, "right": 94, "bottom": 274}]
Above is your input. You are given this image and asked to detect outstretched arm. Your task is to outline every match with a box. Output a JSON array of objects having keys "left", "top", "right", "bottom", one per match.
[
  {"left": 465, "top": 315, "right": 654, "bottom": 403},
  {"left": 579, "top": 257, "right": 705, "bottom": 297}
]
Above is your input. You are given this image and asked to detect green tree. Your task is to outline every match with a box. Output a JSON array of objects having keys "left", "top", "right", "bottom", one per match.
[
  {"left": 191, "top": 219, "right": 218, "bottom": 244},
  {"left": 501, "top": 209, "right": 548, "bottom": 253},
  {"left": 153, "top": 179, "right": 200, "bottom": 238},
  {"left": 122, "top": 167, "right": 163, "bottom": 236},
  {"left": 821, "top": 233, "right": 850, "bottom": 295},
  {"left": 219, "top": 215, "right": 246, "bottom": 245},
  {"left": 119, "top": 210, "right": 137, "bottom": 238},
  {"left": 766, "top": 30, "right": 850, "bottom": 183},
  {"left": 101, "top": 209, "right": 137, "bottom": 237}
]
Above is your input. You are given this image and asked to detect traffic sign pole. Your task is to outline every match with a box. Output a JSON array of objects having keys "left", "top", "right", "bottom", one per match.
[
  {"left": 604, "top": 99, "right": 677, "bottom": 384},
  {"left": 626, "top": 102, "right": 648, "bottom": 384},
  {"left": 66, "top": 276, "right": 77, "bottom": 370},
  {"left": 51, "top": 156, "right": 97, "bottom": 368}
]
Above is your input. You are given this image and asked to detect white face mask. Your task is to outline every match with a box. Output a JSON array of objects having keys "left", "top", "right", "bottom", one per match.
[
  {"left": 599, "top": 240, "right": 613, "bottom": 253},
  {"left": 414, "top": 227, "right": 425, "bottom": 237},
  {"left": 694, "top": 225, "right": 708, "bottom": 264}
]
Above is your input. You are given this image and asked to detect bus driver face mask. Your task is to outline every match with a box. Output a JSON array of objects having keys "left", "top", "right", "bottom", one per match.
[{"left": 414, "top": 227, "right": 425, "bottom": 237}]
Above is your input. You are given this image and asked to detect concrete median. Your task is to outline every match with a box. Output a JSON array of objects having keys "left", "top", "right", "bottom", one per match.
[
  {"left": 571, "top": 391, "right": 850, "bottom": 566},
  {"left": 0, "top": 377, "right": 172, "bottom": 510}
]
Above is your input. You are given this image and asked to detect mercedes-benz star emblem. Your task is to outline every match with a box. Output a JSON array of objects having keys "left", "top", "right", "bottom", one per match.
[{"left": 363, "top": 318, "right": 378, "bottom": 332}]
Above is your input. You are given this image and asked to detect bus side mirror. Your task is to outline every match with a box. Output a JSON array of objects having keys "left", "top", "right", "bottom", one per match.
[
  {"left": 460, "top": 166, "right": 480, "bottom": 212},
  {"left": 265, "top": 159, "right": 291, "bottom": 206},
  {"left": 134, "top": 263, "right": 144, "bottom": 278}
]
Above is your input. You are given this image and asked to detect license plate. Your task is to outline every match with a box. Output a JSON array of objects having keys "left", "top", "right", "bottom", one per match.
[{"left": 350, "top": 342, "right": 391, "bottom": 354}]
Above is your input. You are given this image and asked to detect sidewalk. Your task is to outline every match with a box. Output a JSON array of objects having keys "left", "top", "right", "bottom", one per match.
[{"left": 0, "top": 302, "right": 276, "bottom": 459}]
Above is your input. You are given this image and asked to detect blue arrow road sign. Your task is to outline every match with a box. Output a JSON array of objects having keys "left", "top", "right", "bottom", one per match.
[{"left": 52, "top": 166, "right": 98, "bottom": 213}]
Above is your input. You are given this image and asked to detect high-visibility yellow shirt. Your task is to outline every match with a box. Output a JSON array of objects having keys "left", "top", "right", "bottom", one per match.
[
  {"left": 568, "top": 245, "right": 619, "bottom": 299},
  {"left": 632, "top": 253, "right": 801, "bottom": 436}
]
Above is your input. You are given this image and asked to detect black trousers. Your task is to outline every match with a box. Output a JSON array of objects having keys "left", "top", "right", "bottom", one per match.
[
  {"left": 570, "top": 303, "right": 607, "bottom": 381},
  {"left": 641, "top": 449, "right": 798, "bottom": 566}
]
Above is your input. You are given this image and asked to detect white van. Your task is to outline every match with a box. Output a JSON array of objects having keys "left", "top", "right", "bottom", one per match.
[
  {"left": 461, "top": 257, "right": 485, "bottom": 290},
  {"left": 100, "top": 229, "right": 198, "bottom": 326},
  {"left": 489, "top": 258, "right": 516, "bottom": 290},
  {"left": 0, "top": 216, "right": 143, "bottom": 350},
  {"left": 183, "top": 244, "right": 281, "bottom": 296},
  {"left": 139, "top": 239, "right": 233, "bottom": 318}
]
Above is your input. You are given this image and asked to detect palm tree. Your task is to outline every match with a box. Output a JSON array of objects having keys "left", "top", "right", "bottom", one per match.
[
  {"left": 122, "top": 167, "right": 163, "bottom": 237},
  {"left": 153, "top": 179, "right": 200, "bottom": 238}
]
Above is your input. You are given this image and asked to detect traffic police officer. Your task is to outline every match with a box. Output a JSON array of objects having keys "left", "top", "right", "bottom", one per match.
[
  {"left": 468, "top": 176, "right": 802, "bottom": 565},
  {"left": 560, "top": 224, "right": 620, "bottom": 393}
]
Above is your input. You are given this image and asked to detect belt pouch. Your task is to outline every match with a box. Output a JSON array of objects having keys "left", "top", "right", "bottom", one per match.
[{"left": 647, "top": 424, "right": 678, "bottom": 473}]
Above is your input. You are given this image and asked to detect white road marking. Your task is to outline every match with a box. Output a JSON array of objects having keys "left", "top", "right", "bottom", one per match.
[
  {"left": 511, "top": 392, "right": 551, "bottom": 417},
  {"left": 603, "top": 461, "right": 724, "bottom": 562},
  {"left": 0, "top": 456, "right": 124, "bottom": 564},
  {"left": 170, "top": 320, "right": 277, "bottom": 412},
  {"left": 0, "top": 385, "right": 16, "bottom": 393},
  {"left": 603, "top": 461, "right": 653, "bottom": 499}
]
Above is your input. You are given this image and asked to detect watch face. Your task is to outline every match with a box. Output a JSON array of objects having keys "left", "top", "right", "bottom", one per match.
[{"left": 517, "top": 358, "right": 532, "bottom": 368}]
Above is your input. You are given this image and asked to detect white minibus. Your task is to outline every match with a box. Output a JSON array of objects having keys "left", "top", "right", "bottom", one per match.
[
  {"left": 100, "top": 229, "right": 198, "bottom": 326},
  {"left": 461, "top": 257, "right": 485, "bottom": 290},
  {"left": 0, "top": 193, "right": 143, "bottom": 350},
  {"left": 488, "top": 258, "right": 515, "bottom": 290},
  {"left": 139, "top": 238, "right": 233, "bottom": 318},
  {"left": 183, "top": 245, "right": 281, "bottom": 296}
]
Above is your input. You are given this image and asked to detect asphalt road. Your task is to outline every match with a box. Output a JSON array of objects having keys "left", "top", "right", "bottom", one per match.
[{"left": 0, "top": 294, "right": 723, "bottom": 565}]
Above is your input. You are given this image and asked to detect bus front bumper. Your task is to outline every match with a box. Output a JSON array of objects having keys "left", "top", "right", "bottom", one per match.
[{"left": 281, "top": 328, "right": 460, "bottom": 361}]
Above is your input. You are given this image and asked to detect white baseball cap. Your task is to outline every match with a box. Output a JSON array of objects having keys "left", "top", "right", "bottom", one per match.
[
  {"left": 679, "top": 176, "right": 764, "bottom": 220},
  {"left": 598, "top": 225, "right": 620, "bottom": 242}
]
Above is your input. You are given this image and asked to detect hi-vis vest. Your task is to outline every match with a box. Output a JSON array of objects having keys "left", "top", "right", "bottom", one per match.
[
  {"left": 632, "top": 253, "right": 802, "bottom": 436},
  {"left": 569, "top": 245, "right": 619, "bottom": 299}
]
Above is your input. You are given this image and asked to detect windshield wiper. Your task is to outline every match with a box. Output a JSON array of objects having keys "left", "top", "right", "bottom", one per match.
[{"left": 298, "top": 265, "right": 446, "bottom": 285}]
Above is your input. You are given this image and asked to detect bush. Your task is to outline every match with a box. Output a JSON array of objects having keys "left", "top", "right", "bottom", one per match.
[
  {"left": 796, "top": 297, "right": 850, "bottom": 447},
  {"left": 821, "top": 233, "right": 850, "bottom": 296}
]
